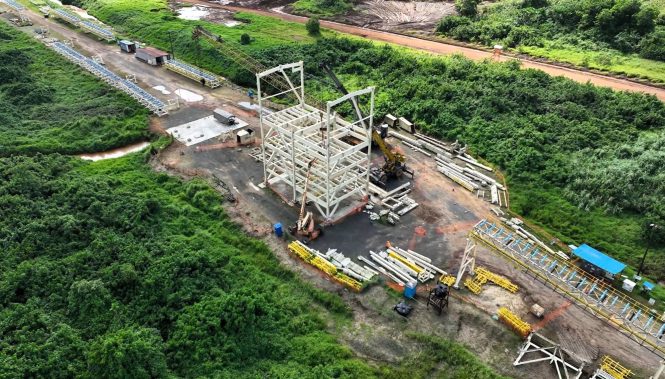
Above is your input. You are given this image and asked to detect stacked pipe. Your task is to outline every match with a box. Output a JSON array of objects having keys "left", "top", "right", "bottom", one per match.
[{"left": 368, "top": 244, "right": 447, "bottom": 285}]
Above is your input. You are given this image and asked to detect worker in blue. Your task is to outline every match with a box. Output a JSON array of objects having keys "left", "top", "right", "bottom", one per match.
[{"left": 248, "top": 89, "right": 254, "bottom": 100}]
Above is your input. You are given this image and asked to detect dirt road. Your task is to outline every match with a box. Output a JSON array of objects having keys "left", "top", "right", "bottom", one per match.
[{"left": 185, "top": 0, "right": 665, "bottom": 101}]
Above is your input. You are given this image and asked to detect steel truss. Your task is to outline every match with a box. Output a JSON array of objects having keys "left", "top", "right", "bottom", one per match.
[
  {"left": 257, "top": 61, "right": 374, "bottom": 222},
  {"left": 514, "top": 333, "right": 585, "bottom": 379},
  {"left": 470, "top": 219, "right": 665, "bottom": 358}
]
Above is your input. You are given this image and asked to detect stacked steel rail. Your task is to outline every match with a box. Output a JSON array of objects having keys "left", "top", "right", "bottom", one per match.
[
  {"left": 165, "top": 59, "right": 222, "bottom": 88},
  {"left": 49, "top": 42, "right": 167, "bottom": 116},
  {"left": 1, "top": 0, "right": 25, "bottom": 11},
  {"left": 79, "top": 20, "right": 115, "bottom": 42},
  {"left": 470, "top": 219, "right": 665, "bottom": 358}
]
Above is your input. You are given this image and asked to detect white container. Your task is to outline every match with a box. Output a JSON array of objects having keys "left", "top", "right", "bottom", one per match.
[{"left": 622, "top": 279, "right": 636, "bottom": 292}]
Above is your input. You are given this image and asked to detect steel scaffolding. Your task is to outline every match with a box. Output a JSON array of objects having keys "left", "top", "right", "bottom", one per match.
[
  {"left": 514, "top": 333, "right": 585, "bottom": 379},
  {"left": 470, "top": 219, "right": 665, "bottom": 358},
  {"left": 257, "top": 61, "right": 374, "bottom": 222}
]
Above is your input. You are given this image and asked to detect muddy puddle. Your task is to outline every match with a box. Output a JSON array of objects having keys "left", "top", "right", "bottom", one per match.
[{"left": 79, "top": 141, "right": 150, "bottom": 161}]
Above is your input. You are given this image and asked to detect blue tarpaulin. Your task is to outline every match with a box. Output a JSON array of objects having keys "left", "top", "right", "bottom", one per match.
[
  {"left": 573, "top": 244, "right": 626, "bottom": 275},
  {"left": 643, "top": 281, "right": 655, "bottom": 291}
]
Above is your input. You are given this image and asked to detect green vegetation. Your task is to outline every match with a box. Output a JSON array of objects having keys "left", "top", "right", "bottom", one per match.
[
  {"left": 0, "top": 153, "right": 378, "bottom": 377},
  {"left": 381, "top": 333, "right": 511, "bottom": 379},
  {"left": 78, "top": 0, "right": 665, "bottom": 283},
  {"left": 292, "top": 0, "right": 353, "bottom": 17},
  {"left": 437, "top": 0, "right": 665, "bottom": 83},
  {"left": 307, "top": 17, "right": 322, "bottom": 35},
  {"left": 0, "top": 20, "right": 148, "bottom": 156}
]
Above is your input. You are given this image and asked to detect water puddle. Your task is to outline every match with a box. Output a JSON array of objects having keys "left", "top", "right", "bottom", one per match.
[
  {"left": 238, "top": 101, "right": 273, "bottom": 115},
  {"left": 79, "top": 141, "right": 150, "bottom": 161},
  {"left": 175, "top": 89, "right": 203, "bottom": 102},
  {"left": 177, "top": 5, "right": 209, "bottom": 20},
  {"left": 153, "top": 85, "right": 171, "bottom": 95},
  {"left": 68, "top": 7, "right": 99, "bottom": 21}
]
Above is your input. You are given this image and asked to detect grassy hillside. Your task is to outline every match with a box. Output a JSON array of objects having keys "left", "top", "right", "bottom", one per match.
[
  {"left": 0, "top": 22, "right": 148, "bottom": 156},
  {"left": 75, "top": 0, "right": 665, "bottom": 284},
  {"left": 438, "top": 0, "right": 665, "bottom": 83}
]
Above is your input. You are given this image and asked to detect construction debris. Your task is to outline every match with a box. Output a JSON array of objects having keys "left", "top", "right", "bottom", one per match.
[
  {"left": 288, "top": 241, "right": 375, "bottom": 291},
  {"left": 368, "top": 243, "right": 446, "bottom": 286},
  {"left": 514, "top": 333, "right": 585, "bottom": 379}
]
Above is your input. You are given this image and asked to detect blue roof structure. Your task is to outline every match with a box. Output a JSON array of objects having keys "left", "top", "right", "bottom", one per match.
[
  {"left": 573, "top": 244, "right": 626, "bottom": 275},
  {"left": 643, "top": 281, "right": 655, "bottom": 290}
]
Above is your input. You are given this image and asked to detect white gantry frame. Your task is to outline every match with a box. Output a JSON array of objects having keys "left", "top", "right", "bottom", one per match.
[
  {"left": 453, "top": 238, "right": 477, "bottom": 289},
  {"left": 514, "top": 333, "right": 585, "bottom": 379},
  {"left": 257, "top": 61, "right": 374, "bottom": 222}
]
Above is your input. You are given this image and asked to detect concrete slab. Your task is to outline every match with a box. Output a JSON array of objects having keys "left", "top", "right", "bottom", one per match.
[{"left": 167, "top": 115, "right": 248, "bottom": 146}]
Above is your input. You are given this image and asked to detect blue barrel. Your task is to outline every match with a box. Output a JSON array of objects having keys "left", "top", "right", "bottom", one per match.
[
  {"left": 274, "top": 223, "right": 283, "bottom": 237},
  {"left": 404, "top": 280, "right": 417, "bottom": 298}
]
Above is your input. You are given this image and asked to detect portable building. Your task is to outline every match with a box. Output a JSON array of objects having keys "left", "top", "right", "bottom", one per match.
[
  {"left": 118, "top": 40, "right": 136, "bottom": 53},
  {"left": 572, "top": 244, "right": 626, "bottom": 279},
  {"left": 135, "top": 47, "right": 169, "bottom": 66}
]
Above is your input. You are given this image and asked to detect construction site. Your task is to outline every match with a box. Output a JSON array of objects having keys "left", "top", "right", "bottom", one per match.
[{"left": 2, "top": 0, "right": 665, "bottom": 378}]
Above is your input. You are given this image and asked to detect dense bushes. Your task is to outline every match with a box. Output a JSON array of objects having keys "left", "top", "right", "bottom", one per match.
[
  {"left": 0, "top": 23, "right": 149, "bottom": 156},
  {"left": 437, "top": 0, "right": 665, "bottom": 61},
  {"left": 0, "top": 154, "right": 373, "bottom": 377}
]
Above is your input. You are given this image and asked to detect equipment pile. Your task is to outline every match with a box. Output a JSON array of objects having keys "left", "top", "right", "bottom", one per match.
[
  {"left": 365, "top": 181, "right": 418, "bottom": 224},
  {"left": 359, "top": 243, "right": 446, "bottom": 286},
  {"left": 288, "top": 241, "right": 376, "bottom": 291}
]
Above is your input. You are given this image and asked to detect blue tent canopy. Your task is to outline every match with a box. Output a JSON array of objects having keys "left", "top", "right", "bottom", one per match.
[
  {"left": 643, "top": 281, "right": 655, "bottom": 291},
  {"left": 573, "top": 244, "right": 626, "bottom": 275}
]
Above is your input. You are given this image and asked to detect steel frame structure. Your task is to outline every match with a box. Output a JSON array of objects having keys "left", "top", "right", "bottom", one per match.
[
  {"left": 1, "top": 0, "right": 25, "bottom": 11},
  {"left": 470, "top": 219, "right": 665, "bottom": 358},
  {"left": 514, "top": 333, "right": 585, "bottom": 379},
  {"left": 257, "top": 61, "right": 374, "bottom": 222}
]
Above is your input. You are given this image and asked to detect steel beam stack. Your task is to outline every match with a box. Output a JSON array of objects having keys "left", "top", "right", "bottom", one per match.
[{"left": 471, "top": 219, "right": 665, "bottom": 358}]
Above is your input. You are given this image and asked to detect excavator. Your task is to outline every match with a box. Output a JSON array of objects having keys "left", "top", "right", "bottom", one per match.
[
  {"left": 319, "top": 63, "right": 414, "bottom": 187},
  {"left": 288, "top": 159, "right": 322, "bottom": 242}
]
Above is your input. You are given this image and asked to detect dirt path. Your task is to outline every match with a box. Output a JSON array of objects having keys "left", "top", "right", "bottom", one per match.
[{"left": 184, "top": 0, "right": 665, "bottom": 101}]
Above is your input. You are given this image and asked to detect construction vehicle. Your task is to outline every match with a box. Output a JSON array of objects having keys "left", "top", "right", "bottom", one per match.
[
  {"left": 288, "top": 159, "right": 322, "bottom": 243},
  {"left": 319, "top": 63, "right": 414, "bottom": 187}
]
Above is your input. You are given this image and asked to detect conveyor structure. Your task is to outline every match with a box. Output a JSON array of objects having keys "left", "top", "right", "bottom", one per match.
[
  {"left": 258, "top": 61, "right": 374, "bottom": 222},
  {"left": 1, "top": 0, "right": 25, "bottom": 11},
  {"left": 470, "top": 219, "right": 665, "bottom": 358},
  {"left": 165, "top": 59, "right": 222, "bottom": 88},
  {"left": 52, "top": 8, "right": 81, "bottom": 26},
  {"left": 49, "top": 41, "right": 168, "bottom": 116},
  {"left": 79, "top": 20, "right": 115, "bottom": 41}
]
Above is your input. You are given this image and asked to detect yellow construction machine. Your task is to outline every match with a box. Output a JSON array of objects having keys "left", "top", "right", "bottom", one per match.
[{"left": 320, "top": 63, "right": 414, "bottom": 186}]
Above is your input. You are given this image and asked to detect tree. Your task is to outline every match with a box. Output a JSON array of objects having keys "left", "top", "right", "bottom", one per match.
[
  {"left": 240, "top": 33, "right": 251, "bottom": 45},
  {"left": 455, "top": 0, "right": 481, "bottom": 17},
  {"left": 86, "top": 327, "right": 168, "bottom": 379},
  {"left": 639, "top": 29, "right": 665, "bottom": 60},
  {"left": 306, "top": 17, "right": 321, "bottom": 35}
]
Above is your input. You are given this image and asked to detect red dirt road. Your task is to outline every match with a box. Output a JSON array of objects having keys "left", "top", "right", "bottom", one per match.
[{"left": 186, "top": 0, "right": 665, "bottom": 101}]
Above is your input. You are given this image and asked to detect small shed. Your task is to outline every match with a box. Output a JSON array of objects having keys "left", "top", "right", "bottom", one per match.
[
  {"left": 118, "top": 40, "right": 136, "bottom": 53},
  {"left": 383, "top": 114, "right": 398, "bottom": 128},
  {"left": 135, "top": 47, "right": 170, "bottom": 66},
  {"left": 236, "top": 129, "right": 255, "bottom": 145},
  {"left": 572, "top": 244, "right": 626, "bottom": 279},
  {"left": 398, "top": 117, "right": 415, "bottom": 134}
]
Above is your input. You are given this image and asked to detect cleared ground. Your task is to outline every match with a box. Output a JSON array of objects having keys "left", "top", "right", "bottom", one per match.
[{"left": 16, "top": 5, "right": 662, "bottom": 377}]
